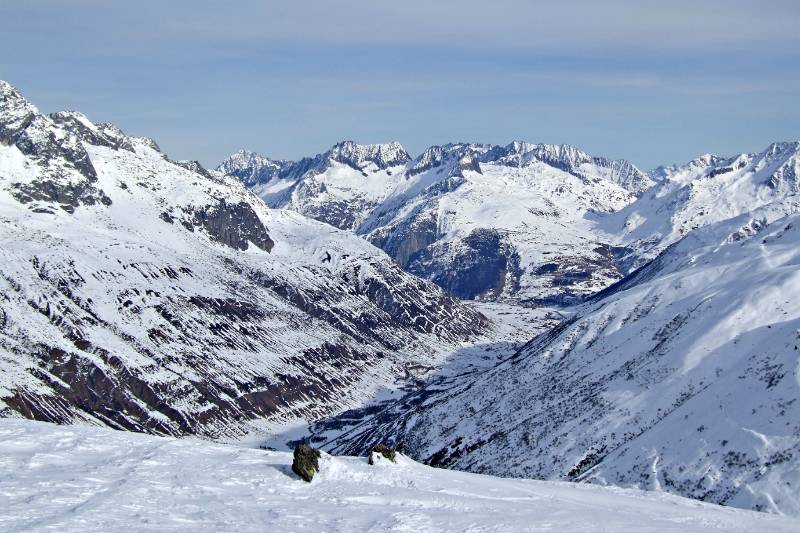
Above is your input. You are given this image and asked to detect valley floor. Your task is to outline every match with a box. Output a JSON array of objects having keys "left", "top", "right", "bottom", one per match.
[
  {"left": 257, "top": 301, "right": 560, "bottom": 450},
  {"left": 1, "top": 419, "right": 797, "bottom": 532}
]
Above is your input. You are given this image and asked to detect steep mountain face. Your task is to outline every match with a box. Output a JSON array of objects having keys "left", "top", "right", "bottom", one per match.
[
  {"left": 0, "top": 81, "right": 490, "bottom": 439},
  {"left": 606, "top": 142, "right": 800, "bottom": 269},
  {"left": 221, "top": 142, "right": 649, "bottom": 304},
  {"left": 316, "top": 211, "right": 800, "bottom": 515}
]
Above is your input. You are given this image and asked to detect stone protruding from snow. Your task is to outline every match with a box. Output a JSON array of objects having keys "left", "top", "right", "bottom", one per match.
[
  {"left": 368, "top": 444, "right": 397, "bottom": 465},
  {"left": 292, "top": 444, "right": 321, "bottom": 482}
]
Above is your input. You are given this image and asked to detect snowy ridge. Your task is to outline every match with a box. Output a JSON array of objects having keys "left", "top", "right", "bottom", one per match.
[
  {"left": 610, "top": 141, "right": 800, "bottom": 269},
  {"left": 1, "top": 419, "right": 796, "bottom": 532},
  {"left": 489, "top": 141, "right": 655, "bottom": 194},
  {"left": 327, "top": 140, "right": 411, "bottom": 170},
  {"left": 217, "top": 149, "right": 288, "bottom": 187},
  {"left": 0, "top": 80, "right": 489, "bottom": 439}
]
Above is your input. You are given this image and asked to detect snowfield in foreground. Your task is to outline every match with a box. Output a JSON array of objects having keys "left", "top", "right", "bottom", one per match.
[{"left": 0, "top": 420, "right": 797, "bottom": 532}]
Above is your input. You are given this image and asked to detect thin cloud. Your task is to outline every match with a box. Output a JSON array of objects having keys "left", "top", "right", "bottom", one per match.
[{"left": 157, "top": 0, "right": 800, "bottom": 52}]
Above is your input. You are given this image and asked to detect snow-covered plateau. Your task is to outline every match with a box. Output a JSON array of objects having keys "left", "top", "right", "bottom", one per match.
[{"left": 1, "top": 419, "right": 797, "bottom": 532}]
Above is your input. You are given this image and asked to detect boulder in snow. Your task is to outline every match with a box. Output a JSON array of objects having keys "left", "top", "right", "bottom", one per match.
[
  {"left": 368, "top": 444, "right": 397, "bottom": 465},
  {"left": 292, "top": 444, "right": 321, "bottom": 482}
]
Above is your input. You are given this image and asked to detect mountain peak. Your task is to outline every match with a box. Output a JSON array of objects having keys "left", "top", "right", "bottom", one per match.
[
  {"left": 217, "top": 149, "right": 288, "bottom": 186},
  {"left": 220, "top": 148, "right": 278, "bottom": 168},
  {"left": 761, "top": 141, "right": 800, "bottom": 159},
  {"left": 327, "top": 140, "right": 411, "bottom": 170},
  {"left": 0, "top": 80, "right": 41, "bottom": 143},
  {"left": 498, "top": 142, "right": 592, "bottom": 168},
  {"left": 0, "top": 80, "right": 33, "bottom": 106}
]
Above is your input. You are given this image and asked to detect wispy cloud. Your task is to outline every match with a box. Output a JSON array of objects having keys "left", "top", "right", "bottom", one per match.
[{"left": 0, "top": 0, "right": 797, "bottom": 169}]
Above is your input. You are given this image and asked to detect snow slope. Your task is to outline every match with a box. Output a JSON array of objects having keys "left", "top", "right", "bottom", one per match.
[
  {"left": 221, "top": 142, "right": 649, "bottom": 304},
  {"left": 1, "top": 419, "right": 796, "bottom": 532},
  {"left": 317, "top": 212, "right": 800, "bottom": 515},
  {"left": 0, "top": 80, "right": 490, "bottom": 439},
  {"left": 605, "top": 142, "right": 800, "bottom": 269}
]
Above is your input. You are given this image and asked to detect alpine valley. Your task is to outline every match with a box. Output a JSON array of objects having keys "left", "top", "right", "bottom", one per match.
[
  {"left": 1, "top": 79, "right": 799, "bottom": 524},
  {"left": 223, "top": 137, "right": 800, "bottom": 515}
]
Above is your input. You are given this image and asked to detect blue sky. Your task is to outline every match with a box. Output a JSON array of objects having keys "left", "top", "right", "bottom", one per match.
[{"left": 1, "top": 0, "right": 798, "bottom": 169}]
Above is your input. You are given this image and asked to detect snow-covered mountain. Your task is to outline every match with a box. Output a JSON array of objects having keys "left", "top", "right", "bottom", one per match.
[
  {"left": 220, "top": 141, "right": 652, "bottom": 304},
  {"left": 2, "top": 419, "right": 797, "bottom": 532},
  {"left": 314, "top": 210, "right": 800, "bottom": 515},
  {"left": 606, "top": 142, "right": 800, "bottom": 269},
  {"left": 0, "top": 81, "right": 491, "bottom": 439},
  {"left": 216, "top": 149, "right": 289, "bottom": 187},
  {"left": 5, "top": 75, "right": 800, "bottom": 520},
  {"left": 223, "top": 140, "right": 800, "bottom": 307}
]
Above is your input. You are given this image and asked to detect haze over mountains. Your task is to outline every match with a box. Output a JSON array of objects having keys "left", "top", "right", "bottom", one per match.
[{"left": 1, "top": 79, "right": 799, "bottom": 520}]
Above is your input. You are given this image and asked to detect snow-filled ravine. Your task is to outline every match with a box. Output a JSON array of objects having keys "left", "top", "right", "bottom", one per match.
[{"left": 0, "top": 420, "right": 797, "bottom": 532}]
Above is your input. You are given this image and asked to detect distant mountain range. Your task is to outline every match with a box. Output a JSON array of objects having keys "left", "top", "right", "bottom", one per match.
[{"left": 220, "top": 139, "right": 800, "bottom": 305}]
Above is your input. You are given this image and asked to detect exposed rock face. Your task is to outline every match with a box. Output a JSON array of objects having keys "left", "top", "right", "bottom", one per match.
[
  {"left": 49, "top": 111, "right": 131, "bottom": 152},
  {"left": 12, "top": 179, "right": 113, "bottom": 214},
  {"left": 292, "top": 444, "right": 321, "bottom": 482},
  {"left": 172, "top": 159, "right": 213, "bottom": 179},
  {"left": 191, "top": 199, "right": 275, "bottom": 252},
  {"left": 0, "top": 82, "right": 113, "bottom": 213},
  {"left": 370, "top": 211, "right": 439, "bottom": 268},
  {"left": 408, "top": 229, "right": 521, "bottom": 300}
]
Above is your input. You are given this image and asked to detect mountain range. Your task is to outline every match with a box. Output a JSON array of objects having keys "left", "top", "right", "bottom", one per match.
[
  {"left": 1, "top": 78, "right": 799, "bottom": 517},
  {"left": 0, "top": 81, "right": 490, "bottom": 439},
  {"left": 220, "top": 139, "right": 800, "bottom": 306},
  {"left": 221, "top": 139, "right": 800, "bottom": 514}
]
